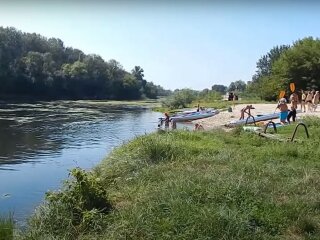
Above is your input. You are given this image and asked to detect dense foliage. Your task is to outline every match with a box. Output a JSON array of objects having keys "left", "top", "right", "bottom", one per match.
[
  {"left": 0, "top": 27, "right": 169, "bottom": 100},
  {"left": 211, "top": 84, "right": 227, "bottom": 94},
  {"left": 161, "top": 88, "right": 222, "bottom": 109},
  {"left": 249, "top": 38, "right": 320, "bottom": 100}
]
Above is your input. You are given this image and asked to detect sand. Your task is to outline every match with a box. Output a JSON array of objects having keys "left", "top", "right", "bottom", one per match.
[{"left": 193, "top": 103, "right": 320, "bottom": 130}]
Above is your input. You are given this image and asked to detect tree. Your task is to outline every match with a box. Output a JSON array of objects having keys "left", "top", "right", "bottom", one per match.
[
  {"left": 131, "top": 66, "right": 144, "bottom": 81},
  {"left": 253, "top": 45, "right": 290, "bottom": 82},
  {"left": 272, "top": 37, "right": 320, "bottom": 92},
  {"left": 211, "top": 84, "right": 227, "bottom": 94},
  {"left": 162, "top": 89, "right": 197, "bottom": 109},
  {"left": 0, "top": 26, "right": 169, "bottom": 100},
  {"left": 228, "top": 80, "right": 246, "bottom": 92}
]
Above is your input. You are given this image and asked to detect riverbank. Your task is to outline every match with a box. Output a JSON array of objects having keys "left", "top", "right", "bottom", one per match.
[
  {"left": 194, "top": 103, "right": 320, "bottom": 130},
  {"left": 22, "top": 116, "right": 320, "bottom": 239}
]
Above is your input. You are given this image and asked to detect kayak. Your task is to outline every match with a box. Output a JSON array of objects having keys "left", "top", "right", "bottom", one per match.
[
  {"left": 159, "top": 109, "right": 219, "bottom": 122},
  {"left": 229, "top": 110, "right": 301, "bottom": 126},
  {"left": 229, "top": 112, "right": 280, "bottom": 126}
]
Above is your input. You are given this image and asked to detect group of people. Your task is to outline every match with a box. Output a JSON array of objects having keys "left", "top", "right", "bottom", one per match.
[
  {"left": 300, "top": 90, "right": 320, "bottom": 112},
  {"left": 239, "top": 89, "right": 320, "bottom": 125},
  {"left": 277, "top": 89, "right": 319, "bottom": 124},
  {"left": 228, "top": 92, "right": 239, "bottom": 101},
  {"left": 158, "top": 112, "right": 204, "bottom": 131}
]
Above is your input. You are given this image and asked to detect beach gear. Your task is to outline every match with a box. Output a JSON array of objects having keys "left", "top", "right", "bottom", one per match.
[{"left": 290, "top": 83, "right": 295, "bottom": 92}]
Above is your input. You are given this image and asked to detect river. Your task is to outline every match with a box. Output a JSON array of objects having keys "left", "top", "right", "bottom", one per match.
[{"left": 0, "top": 101, "right": 164, "bottom": 224}]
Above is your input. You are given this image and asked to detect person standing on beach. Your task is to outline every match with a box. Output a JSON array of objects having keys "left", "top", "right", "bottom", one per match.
[
  {"left": 289, "top": 92, "right": 298, "bottom": 110},
  {"left": 287, "top": 100, "right": 297, "bottom": 123},
  {"left": 301, "top": 90, "right": 306, "bottom": 112},
  {"left": 306, "top": 91, "right": 313, "bottom": 112},
  {"left": 277, "top": 98, "right": 288, "bottom": 125},
  {"left": 164, "top": 112, "right": 170, "bottom": 128},
  {"left": 239, "top": 105, "right": 254, "bottom": 120},
  {"left": 312, "top": 91, "right": 320, "bottom": 111}
]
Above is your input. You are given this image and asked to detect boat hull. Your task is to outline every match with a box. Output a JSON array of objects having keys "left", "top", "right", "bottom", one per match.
[
  {"left": 159, "top": 110, "right": 219, "bottom": 122},
  {"left": 229, "top": 110, "right": 301, "bottom": 126}
]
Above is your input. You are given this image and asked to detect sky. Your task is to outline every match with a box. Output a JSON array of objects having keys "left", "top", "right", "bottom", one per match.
[{"left": 1, "top": 0, "right": 320, "bottom": 90}]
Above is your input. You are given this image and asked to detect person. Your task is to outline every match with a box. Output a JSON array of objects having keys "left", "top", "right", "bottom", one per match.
[
  {"left": 312, "top": 90, "right": 319, "bottom": 111},
  {"left": 239, "top": 105, "right": 255, "bottom": 120},
  {"left": 234, "top": 94, "right": 239, "bottom": 101},
  {"left": 306, "top": 91, "right": 313, "bottom": 112},
  {"left": 287, "top": 102, "right": 297, "bottom": 124},
  {"left": 194, "top": 123, "right": 204, "bottom": 131},
  {"left": 164, "top": 112, "right": 170, "bottom": 128},
  {"left": 277, "top": 98, "right": 288, "bottom": 125},
  {"left": 300, "top": 90, "right": 306, "bottom": 112},
  {"left": 289, "top": 92, "right": 298, "bottom": 110},
  {"left": 228, "top": 92, "right": 234, "bottom": 101},
  {"left": 171, "top": 119, "right": 177, "bottom": 130}
]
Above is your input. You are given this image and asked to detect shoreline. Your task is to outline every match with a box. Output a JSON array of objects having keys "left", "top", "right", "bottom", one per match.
[{"left": 193, "top": 103, "right": 320, "bottom": 130}]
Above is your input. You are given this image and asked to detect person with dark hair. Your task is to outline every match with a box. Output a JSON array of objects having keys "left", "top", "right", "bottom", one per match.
[{"left": 228, "top": 92, "right": 234, "bottom": 101}]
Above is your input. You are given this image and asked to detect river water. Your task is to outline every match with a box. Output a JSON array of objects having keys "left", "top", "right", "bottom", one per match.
[{"left": 0, "top": 101, "right": 163, "bottom": 224}]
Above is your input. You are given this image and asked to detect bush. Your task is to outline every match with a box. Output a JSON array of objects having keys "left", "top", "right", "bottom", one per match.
[
  {"left": 25, "top": 168, "right": 112, "bottom": 239},
  {"left": 161, "top": 89, "right": 197, "bottom": 109}
]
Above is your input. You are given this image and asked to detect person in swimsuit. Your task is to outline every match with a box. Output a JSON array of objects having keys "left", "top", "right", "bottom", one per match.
[
  {"left": 287, "top": 103, "right": 297, "bottom": 124},
  {"left": 164, "top": 112, "right": 170, "bottom": 128},
  {"left": 239, "top": 105, "right": 254, "bottom": 120},
  {"left": 277, "top": 98, "right": 288, "bottom": 125},
  {"left": 312, "top": 91, "right": 319, "bottom": 111},
  {"left": 289, "top": 92, "right": 298, "bottom": 110},
  {"left": 306, "top": 91, "right": 313, "bottom": 112},
  {"left": 300, "top": 90, "right": 306, "bottom": 112}
]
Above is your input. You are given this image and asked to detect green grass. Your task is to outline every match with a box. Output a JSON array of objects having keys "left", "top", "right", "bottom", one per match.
[
  {"left": 0, "top": 214, "right": 14, "bottom": 240},
  {"left": 24, "top": 117, "right": 320, "bottom": 239}
]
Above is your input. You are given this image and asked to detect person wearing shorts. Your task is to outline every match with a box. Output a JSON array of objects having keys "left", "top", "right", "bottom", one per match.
[{"left": 277, "top": 98, "right": 288, "bottom": 125}]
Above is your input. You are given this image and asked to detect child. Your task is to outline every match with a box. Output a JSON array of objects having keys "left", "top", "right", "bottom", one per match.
[{"left": 277, "top": 98, "right": 288, "bottom": 125}]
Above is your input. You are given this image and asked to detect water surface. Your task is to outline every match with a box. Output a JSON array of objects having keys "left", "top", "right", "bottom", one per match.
[{"left": 0, "top": 101, "right": 163, "bottom": 224}]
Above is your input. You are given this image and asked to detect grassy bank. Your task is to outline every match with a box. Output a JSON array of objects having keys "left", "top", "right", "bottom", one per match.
[
  {"left": 24, "top": 117, "right": 320, "bottom": 239},
  {"left": 0, "top": 214, "right": 14, "bottom": 240}
]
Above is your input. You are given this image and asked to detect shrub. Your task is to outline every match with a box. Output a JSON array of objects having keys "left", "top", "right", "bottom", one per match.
[{"left": 26, "top": 168, "right": 112, "bottom": 239}]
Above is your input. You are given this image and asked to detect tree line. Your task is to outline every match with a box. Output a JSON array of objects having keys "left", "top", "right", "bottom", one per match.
[
  {"left": 0, "top": 27, "right": 170, "bottom": 100},
  {"left": 209, "top": 37, "right": 320, "bottom": 102},
  {"left": 248, "top": 37, "right": 320, "bottom": 100}
]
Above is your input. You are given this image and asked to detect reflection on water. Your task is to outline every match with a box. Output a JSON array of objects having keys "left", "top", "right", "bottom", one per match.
[{"left": 0, "top": 101, "right": 162, "bottom": 224}]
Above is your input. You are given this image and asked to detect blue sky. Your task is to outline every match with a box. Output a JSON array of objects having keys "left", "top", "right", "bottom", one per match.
[{"left": 1, "top": 1, "right": 320, "bottom": 90}]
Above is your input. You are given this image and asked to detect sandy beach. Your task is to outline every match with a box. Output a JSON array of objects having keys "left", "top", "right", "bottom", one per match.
[{"left": 193, "top": 103, "right": 320, "bottom": 130}]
